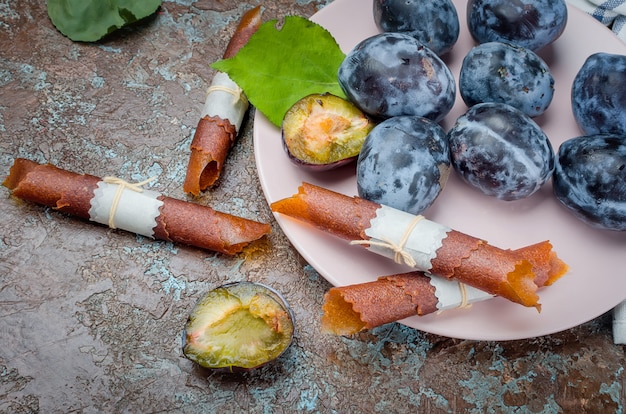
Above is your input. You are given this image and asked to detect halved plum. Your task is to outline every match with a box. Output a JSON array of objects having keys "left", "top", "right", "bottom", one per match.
[
  {"left": 182, "top": 282, "right": 295, "bottom": 371},
  {"left": 281, "top": 93, "right": 374, "bottom": 171}
]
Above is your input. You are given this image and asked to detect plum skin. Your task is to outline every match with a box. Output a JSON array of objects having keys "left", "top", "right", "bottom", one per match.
[
  {"left": 459, "top": 41, "right": 554, "bottom": 117},
  {"left": 467, "top": 0, "right": 568, "bottom": 51},
  {"left": 338, "top": 32, "right": 456, "bottom": 122},
  {"left": 356, "top": 116, "right": 450, "bottom": 215},
  {"left": 553, "top": 135, "right": 626, "bottom": 231},
  {"left": 373, "top": 0, "right": 460, "bottom": 56},
  {"left": 571, "top": 53, "right": 626, "bottom": 136},
  {"left": 447, "top": 102, "right": 554, "bottom": 200}
]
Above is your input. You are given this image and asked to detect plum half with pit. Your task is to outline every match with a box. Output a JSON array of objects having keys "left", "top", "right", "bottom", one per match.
[
  {"left": 553, "top": 135, "right": 626, "bottom": 231},
  {"left": 183, "top": 282, "right": 295, "bottom": 371},
  {"left": 356, "top": 116, "right": 450, "bottom": 215},
  {"left": 338, "top": 32, "right": 456, "bottom": 122},
  {"left": 571, "top": 53, "right": 626, "bottom": 136},
  {"left": 372, "top": 0, "right": 460, "bottom": 56},
  {"left": 281, "top": 93, "right": 374, "bottom": 171},
  {"left": 447, "top": 102, "right": 555, "bottom": 200}
]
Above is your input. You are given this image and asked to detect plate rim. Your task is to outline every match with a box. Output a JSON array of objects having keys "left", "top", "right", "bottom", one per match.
[{"left": 253, "top": 0, "right": 626, "bottom": 340}]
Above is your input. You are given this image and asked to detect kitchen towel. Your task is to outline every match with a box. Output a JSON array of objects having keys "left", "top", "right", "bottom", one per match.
[{"left": 567, "top": 0, "right": 626, "bottom": 42}]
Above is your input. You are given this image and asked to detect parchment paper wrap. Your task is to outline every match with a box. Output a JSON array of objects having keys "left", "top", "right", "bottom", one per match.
[
  {"left": 363, "top": 205, "right": 450, "bottom": 270},
  {"left": 429, "top": 277, "right": 493, "bottom": 311},
  {"left": 89, "top": 179, "right": 164, "bottom": 238},
  {"left": 271, "top": 182, "right": 568, "bottom": 310},
  {"left": 201, "top": 72, "right": 248, "bottom": 130},
  {"left": 183, "top": 6, "right": 262, "bottom": 195}
]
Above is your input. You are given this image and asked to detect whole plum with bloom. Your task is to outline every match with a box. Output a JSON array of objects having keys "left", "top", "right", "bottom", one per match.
[
  {"left": 459, "top": 42, "right": 554, "bottom": 117},
  {"left": 571, "top": 53, "right": 626, "bottom": 136},
  {"left": 373, "top": 0, "right": 459, "bottom": 56},
  {"left": 356, "top": 116, "right": 450, "bottom": 215},
  {"left": 447, "top": 103, "right": 555, "bottom": 200},
  {"left": 467, "top": 0, "right": 567, "bottom": 51},
  {"left": 338, "top": 32, "right": 456, "bottom": 122},
  {"left": 553, "top": 135, "right": 626, "bottom": 231}
]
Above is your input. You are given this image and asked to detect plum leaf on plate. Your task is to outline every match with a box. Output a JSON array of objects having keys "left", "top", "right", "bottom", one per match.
[{"left": 212, "top": 16, "right": 347, "bottom": 128}]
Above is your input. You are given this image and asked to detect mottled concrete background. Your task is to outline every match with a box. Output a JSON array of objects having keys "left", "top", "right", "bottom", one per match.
[{"left": 0, "top": 1, "right": 624, "bottom": 413}]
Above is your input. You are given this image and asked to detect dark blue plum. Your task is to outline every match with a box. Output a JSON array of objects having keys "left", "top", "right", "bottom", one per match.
[
  {"left": 571, "top": 53, "right": 626, "bottom": 136},
  {"left": 459, "top": 42, "right": 554, "bottom": 117},
  {"left": 356, "top": 116, "right": 450, "bottom": 215},
  {"left": 338, "top": 32, "right": 456, "bottom": 122},
  {"left": 553, "top": 135, "right": 626, "bottom": 231},
  {"left": 447, "top": 102, "right": 555, "bottom": 200},
  {"left": 373, "top": 0, "right": 460, "bottom": 56},
  {"left": 467, "top": 0, "right": 568, "bottom": 51}
]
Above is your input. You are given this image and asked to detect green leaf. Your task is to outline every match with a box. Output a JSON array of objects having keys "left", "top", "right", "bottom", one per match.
[
  {"left": 212, "top": 16, "right": 346, "bottom": 128},
  {"left": 47, "top": 0, "right": 162, "bottom": 42}
]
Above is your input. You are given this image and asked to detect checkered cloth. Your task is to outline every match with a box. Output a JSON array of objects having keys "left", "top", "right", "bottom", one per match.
[
  {"left": 566, "top": 0, "right": 626, "bottom": 344},
  {"left": 567, "top": 0, "right": 626, "bottom": 42}
]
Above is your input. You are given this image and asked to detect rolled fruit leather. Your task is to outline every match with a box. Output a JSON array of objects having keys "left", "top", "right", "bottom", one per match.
[
  {"left": 321, "top": 239, "right": 568, "bottom": 335},
  {"left": 270, "top": 183, "right": 568, "bottom": 310},
  {"left": 3, "top": 158, "right": 270, "bottom": 255},
  {"left": 183, "top": 6, "right": 262, "bottom": 195}
]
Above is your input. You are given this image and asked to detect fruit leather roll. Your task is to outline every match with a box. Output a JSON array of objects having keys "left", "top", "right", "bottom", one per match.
[
  {"left": 271, "top": 182, "right": 568, "bottom": 309},
  {"left": 3, "top": 158, "right": 271, "bottom": 255},
  {"left": 321, "top": 239, "right": 567, "bottom": 335},
  {"left": 322, "top": 272, "right": 440, "bottom": 335},
  {"left": 321, "top": 272, "right": 461, "bottom": 335},
  {"left": 183, "top": 6, "right": 262, "bottom": 195}
]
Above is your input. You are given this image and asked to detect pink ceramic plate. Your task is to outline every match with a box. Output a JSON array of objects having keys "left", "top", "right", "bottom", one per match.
[{"left": 254, "top": 0, "right": 626, "bottom": 340}]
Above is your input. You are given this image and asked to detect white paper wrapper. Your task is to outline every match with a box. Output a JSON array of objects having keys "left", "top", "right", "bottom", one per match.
[
  {"left": 613, "top": 300, "right": 626, "bottom": 344},
  {"left": 88, "top": 180, "right": 164, "bottom": 238},
  {"left": 200, "top": 72, "right": 248, "bottom": 131},
  {"left": 363, "top": 205, "right": 450, "bottom": 271},
  {"left": 363, "top": 206, "right": 496, "bottom": 311},
  {"left": 429, "top": 276, "right": 494, "bottom": 311}
]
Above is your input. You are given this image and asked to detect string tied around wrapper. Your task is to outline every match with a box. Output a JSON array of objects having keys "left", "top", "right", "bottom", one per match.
[
  {"left": 349, "top": 214, "right": 425, "bottom": 268},
  {"left": 349, "top": 214, "right": 473, "bottom": 311},
  {"left": 102, "top": 176, "right": 157, "bottom": 229},
  {"left": 206, "top": 84, "right": 248, "bottom": 106}
]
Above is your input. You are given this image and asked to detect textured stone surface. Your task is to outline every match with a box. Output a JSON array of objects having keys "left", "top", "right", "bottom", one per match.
[{"left": 0, "top": 1, "right": 624, "bottom": 413}]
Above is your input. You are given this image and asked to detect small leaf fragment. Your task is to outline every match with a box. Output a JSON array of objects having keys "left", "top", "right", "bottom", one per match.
[{"left": 47, "top": 0, "right": 162, "bottom": 42}]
